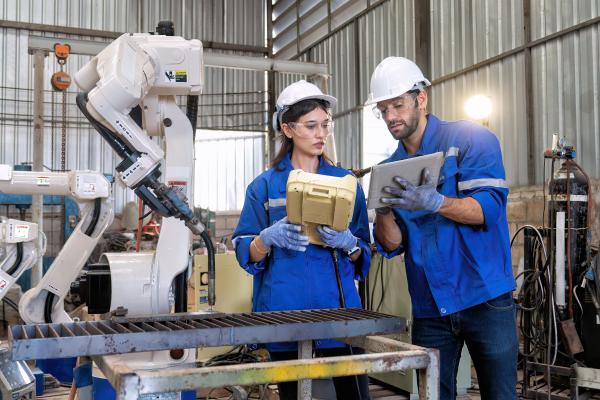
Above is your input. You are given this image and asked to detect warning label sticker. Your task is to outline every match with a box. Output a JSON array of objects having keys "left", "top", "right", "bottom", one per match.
[
  {"left": 165, "top": 70, "right": 188, "bottom": 83},
  {"left": 175, "top": 70, "right": 187, "bottom": 82},
  {"left": 14, "top": 224, "right": 30, "bottom": 239},
  {"left": 36, "top": 176, "right": 50, "bottom": 186}
]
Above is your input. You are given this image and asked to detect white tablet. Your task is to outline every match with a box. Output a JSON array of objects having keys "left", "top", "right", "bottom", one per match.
[{"left": 366, "top": 152, "right": 445, "bottom": 210}]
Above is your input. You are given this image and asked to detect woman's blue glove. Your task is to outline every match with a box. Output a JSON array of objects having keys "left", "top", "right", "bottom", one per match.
[
  {"left": 381, "top": 168, "right": 445, "bottom": 212},
  {"left": 316, "top": 225, "right": 358, "bottom": 252},
  {"left": 259, "top": 217, "right": 309, "bottom": 252}
]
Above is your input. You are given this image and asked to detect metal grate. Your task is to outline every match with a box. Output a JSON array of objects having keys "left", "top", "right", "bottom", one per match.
[{"left": 9, "top": 308, "right": 404, "bottom": 361}]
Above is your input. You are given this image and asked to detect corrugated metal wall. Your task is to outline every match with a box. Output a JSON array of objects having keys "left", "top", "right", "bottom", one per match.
[
  {"left": 277, "top": 0, "right": 600, "bottom": 184},
  {"left": 1, "top": 0, "right": 139, "bottom": 31},
  {"left": 273, "top": 0, "right": 415, "bottom": 170},
  {"left": 529, "top": 0, "right": 600, "bottom": 181},
  {"left": 429, "top": 0, "right": 529, "bottom": 186},
  {"left": 0, "top": 0, "right": 266, "bottom": 216},
  {"left": 429, "top": 0, "right": 600, "bottom": 183}
]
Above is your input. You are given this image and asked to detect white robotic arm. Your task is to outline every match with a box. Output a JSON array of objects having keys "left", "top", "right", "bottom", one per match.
[
  {"left": 74, "top": 34, "right": 203, "bottom": 207},
  {"left": 0, "top": 165, "right": 113, "bottom": 323},
  {"left": 0, "top": 218, "right": 42, "bottom": 301},
  {"left": 75, "top": 34, "right": 216, "bottom": 316}
]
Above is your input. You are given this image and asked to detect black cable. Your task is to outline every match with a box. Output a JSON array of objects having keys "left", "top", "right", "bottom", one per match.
[
  {"left": 174, "top": 270, "right": 187, "bottom": 313},
  {"left": 44, "top": 292, "right": 54, "bottom": 323},
  {"left": 6, "top": 242, "right": 23, "bottom": 276},
  {"left": 201, "top": 230, "right": 216, "bottom": 306},
  {"left": 331, "top": 249, "right": 346, "bottom": 308},
  {"left": 138, "top": 209, "right": 153, "bottom": 221},
  {"left": 84, "top": 197, "right": 102, "bottom": 236},
  {"left": 76, "top": 93, "right": 132, "bottom": 159},
  {"left": 186, "top": 95, "right": 199, "bottom": 140},
  {"left": 330, "top": 248, "right": 363, "bottom": 400},
  {"left": 202, "top": 345, "right": 262, "bottom": 367},
  {"left": 2, "top": 297, "right": 18, "bottom": 312}
]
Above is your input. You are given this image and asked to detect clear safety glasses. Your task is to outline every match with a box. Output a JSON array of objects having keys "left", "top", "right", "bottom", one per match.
[
  {"left": 287, "top": 120, "right": 335, "bottom": 138},
  {"left": 372, "top": 93, "right": 418, "bottom": 119}
]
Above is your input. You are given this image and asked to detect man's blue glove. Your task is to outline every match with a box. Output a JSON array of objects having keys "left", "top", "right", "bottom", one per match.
[
  {"left": 316, "top": 225, "right": 358, "bottom": 252},
  {"left": 260, "top": 217, "right": 309, "bottom": 252},
  {"left": 381, "top": 168, "right": 445, "bottom": 212}
]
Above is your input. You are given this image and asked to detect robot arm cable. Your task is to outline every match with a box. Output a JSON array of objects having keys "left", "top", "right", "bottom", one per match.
[{"left": 6, "top": 242, "right": 23, "bottom": 276}]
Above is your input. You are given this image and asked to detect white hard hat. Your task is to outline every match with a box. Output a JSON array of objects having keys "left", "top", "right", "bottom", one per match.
[
  {"left": 365, "top": 57, "right": 431, "bottom": 105},
  {"left": 272, "top": 80, "right": 337, "bottom": 131}
]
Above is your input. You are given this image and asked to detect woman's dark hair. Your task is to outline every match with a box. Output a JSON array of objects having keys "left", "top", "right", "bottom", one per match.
[{"left": 271, "top": 98, "right": 334, "bottom": 168}]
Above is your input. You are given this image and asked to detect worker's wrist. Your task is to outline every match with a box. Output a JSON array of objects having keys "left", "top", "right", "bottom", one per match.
[
  {"left": 375, "top": 206, "right": 392, "bottom": 215},
  {"left": 253, "top": 236, "right": 271, "bottom": 254},
  {"left": 430, "top": 194, "right": 445, "bottom": 213}
]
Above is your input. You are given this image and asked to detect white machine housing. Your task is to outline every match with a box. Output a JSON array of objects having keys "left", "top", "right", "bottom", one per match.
[
  {"left": 0, "top": 218, "right": 43, "bottom": 301},
  {"left": 75, "top": 33, "right": 205, "bottom": 369},
  {"left": 0, "top": 166, "right": 115, "bottom": 323},
  {"left": 74, "top": 33, "right": 203, "bottom": 187}
]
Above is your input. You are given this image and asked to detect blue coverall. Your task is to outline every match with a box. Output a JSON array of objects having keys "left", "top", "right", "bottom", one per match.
[
  {"left": 233, "top": 152, "right": 372, "bottom": 352},
  {"left": 374, "top": 114, "right": 517, "bottom": 399}
]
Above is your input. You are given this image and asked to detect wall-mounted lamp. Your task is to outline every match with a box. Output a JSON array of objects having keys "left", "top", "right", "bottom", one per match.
[{"left": 464, "top": 95, "right": 492, "bottom": 127}]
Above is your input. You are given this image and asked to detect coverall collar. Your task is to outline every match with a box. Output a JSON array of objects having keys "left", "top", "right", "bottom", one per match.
[{"left": 278, "top": 151, "right": 329, "bottom": 173}]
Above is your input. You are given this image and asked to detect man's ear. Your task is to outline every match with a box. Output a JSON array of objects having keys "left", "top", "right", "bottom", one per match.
[{"left": 417, "top": 90, "right": 428, "bottom": 110}]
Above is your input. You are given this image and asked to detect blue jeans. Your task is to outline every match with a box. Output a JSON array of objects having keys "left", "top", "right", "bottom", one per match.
[{"left": 412, "top": 292, "right": 517, "bottom": 400}]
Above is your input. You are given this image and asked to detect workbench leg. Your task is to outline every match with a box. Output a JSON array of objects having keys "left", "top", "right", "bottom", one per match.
[
  {"left": 418, "top": 349, "right": 440, "bottom": 400},
  {"left": 297, "top": 340, "right": 313, "bottom": 400}
]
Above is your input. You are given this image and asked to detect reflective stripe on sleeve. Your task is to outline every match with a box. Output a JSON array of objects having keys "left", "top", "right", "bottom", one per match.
[
  {"left": 268, "top": 198, "right": 287, "bottom": 208},
  {"left": 458, "top": 178, "right": 508, "bottom": 191},
  {"left": 445, "top": 146, "right": 459, "bottom": 158}
]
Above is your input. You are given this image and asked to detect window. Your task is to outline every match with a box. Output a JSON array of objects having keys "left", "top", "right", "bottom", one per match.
[
  {"left": 194, "top": 130, "right": 265, "bottom": 211},
  {"left": 361, "top": 106, "right": 399, "bottom": 196}
]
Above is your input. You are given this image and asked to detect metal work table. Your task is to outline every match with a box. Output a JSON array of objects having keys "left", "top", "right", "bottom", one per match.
[
  {"left": 93, "top": 334, "right": 439, "bottom": 400},
  {"left": 9, "top": 309, "right": 439, "bottom": 399}
]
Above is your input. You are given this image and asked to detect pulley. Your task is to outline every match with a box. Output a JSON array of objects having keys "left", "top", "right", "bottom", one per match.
[{"left": 50, "top": 70, "right": 71, "bottom": 91}]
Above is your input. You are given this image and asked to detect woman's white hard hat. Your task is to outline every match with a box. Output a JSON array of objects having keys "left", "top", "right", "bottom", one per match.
[{"left": 272, "top": 80, "right": 337, "bottom": 131}]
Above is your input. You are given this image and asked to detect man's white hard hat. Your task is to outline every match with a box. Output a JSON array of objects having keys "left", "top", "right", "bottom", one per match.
[
  {"left": 365, "top": 57, "right": 431, "bottom": 106},
  {"left": 272, "top": 80, "right": 337, "bottom": 132}
]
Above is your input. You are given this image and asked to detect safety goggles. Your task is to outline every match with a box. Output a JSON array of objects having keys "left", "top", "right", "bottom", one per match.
[
  {"left": 287, "top": 120, "right": 335, "bottom": 138},
  {"left": 372, "top": 92, "right": 418, "bottom": 119}
]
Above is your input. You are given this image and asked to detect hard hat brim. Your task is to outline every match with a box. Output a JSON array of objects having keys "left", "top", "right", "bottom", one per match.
[
  {"left": 298, "top": 93, "right": 337, "bottom": 109},
  {"left": 273, "top": 93, "right": 337, "bottom": 132},
  {"left": 364, "top": 78, "right": 431, "bottom": 106}
]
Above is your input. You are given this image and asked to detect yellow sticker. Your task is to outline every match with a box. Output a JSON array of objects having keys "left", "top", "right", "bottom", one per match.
[{"left": 175, "top": 69, "right": 187, "bottom": 83}]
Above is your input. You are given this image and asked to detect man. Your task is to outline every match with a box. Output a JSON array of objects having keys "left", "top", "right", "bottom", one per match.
[{"left": 367, "top": 57, "right": 517, "bottom": 400}]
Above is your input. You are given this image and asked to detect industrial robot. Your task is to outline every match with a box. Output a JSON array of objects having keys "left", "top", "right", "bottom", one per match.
[
  {"left": 72, "top": 33, "right": 215, "bottom": 368},
  {"left": 0, "top": 167, "right": 114, "bottom": 323}
]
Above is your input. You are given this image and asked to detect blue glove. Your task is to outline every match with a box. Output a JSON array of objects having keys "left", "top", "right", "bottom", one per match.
[
  {"left": 259, "top": 217, "right": 309, "bottom": 252},
  {"left": 316, "top": 225, "right": 358, "bottom": 252},
  {"left": 381, "top": 168, "right": 445, "bottom": 212}
]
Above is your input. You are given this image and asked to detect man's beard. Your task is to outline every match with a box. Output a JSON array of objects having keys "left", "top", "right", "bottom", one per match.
[{"left": 388, "top": 109, "right": 420, "bottom": 141}]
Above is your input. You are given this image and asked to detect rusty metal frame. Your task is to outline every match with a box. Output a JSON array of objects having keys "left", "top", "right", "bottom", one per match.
[{"left": 93, "top": 335, "right": 439, "bottom": 400}]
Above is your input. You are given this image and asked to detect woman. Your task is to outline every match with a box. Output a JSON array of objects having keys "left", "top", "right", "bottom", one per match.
[{"left": 233, "top": 80, "right": 371, "bottom": 400}]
